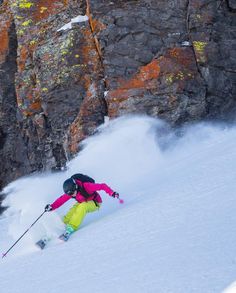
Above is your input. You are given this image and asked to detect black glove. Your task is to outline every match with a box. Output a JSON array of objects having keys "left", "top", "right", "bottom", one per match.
[
  {"left": 45, "top": 204, "right": 52, "bottom": 212},
  {"left": 112, "top": 192, "right": 119, "bottom": 198}
]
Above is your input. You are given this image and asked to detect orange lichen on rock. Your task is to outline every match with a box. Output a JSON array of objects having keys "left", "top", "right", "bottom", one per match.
[
  {"left": 0, "top": 18, "right": 12, "bottom": 64},
  {"left": 18, "top": 46, "right": 29, "bottom": 71},
  {"left": 167, "top": 47, "right": 193, "bottom": 67},
  {"left": 81, "top": 26, "right": 101, "bottom": 70},
  {"left": 121, "top": 60, "right": 160, "bottom": 89},
  {"left": 14, "top": 0, "right": 68, "bottom": 22},
  {"left": 29, "top": 100, "right": 42, "bottom": 112},
  {"left": 106, "top": 47, "right": 197, "bottom": 117},
  {"left": 68, "top": 25, "right": 103, "bottom": 154},
  {"left": 0, "top": 1, "right": 14, "bottom": 63},
  {"left": 34, "top": 0, "right": 68, "bottom": 21},
  {"left": 107, "top": 59, "right": 160, "bottom": 101},
  {"left": 89, "top": 18, "right": 106, "bottom": 35},
  {"left": 0, "top": 29, "right": 9, "bottom": 63}
]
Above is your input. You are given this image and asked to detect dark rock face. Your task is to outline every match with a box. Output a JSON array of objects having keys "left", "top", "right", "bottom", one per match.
[
  {"left": 0, "top": 0, "right": 235, "bottom": 189},
  {"left": 0, "top": 6, "right": 30, "bottom": 189},
  {"left": 187, "top": 0, "right": 236, "bottom": 120},
  {"left": 91, "top": 0, "right": 236, "bottom": 123},
  {"left": 227, "top": 0, "right": 236, "bottom": 11}
]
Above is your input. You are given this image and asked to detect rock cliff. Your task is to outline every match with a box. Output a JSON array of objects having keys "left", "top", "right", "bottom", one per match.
[{"left": 0, "top": 0, "right": 235, "bottom": 189}]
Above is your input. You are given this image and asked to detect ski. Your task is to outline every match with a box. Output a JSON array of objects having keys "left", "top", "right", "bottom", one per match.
[
  {"left": 35, "top": 233, "right": 72, "bottom": 250},
  {"left": 58, "top": 232, "right": 71, "bottom": 242},
  {"left": 35, "top": 238, "right": 49, "bottom": 250}
]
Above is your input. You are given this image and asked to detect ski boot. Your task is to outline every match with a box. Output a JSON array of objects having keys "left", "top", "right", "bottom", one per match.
[{"left": 59, "top": 225, "right": 75, "bottom": 242}]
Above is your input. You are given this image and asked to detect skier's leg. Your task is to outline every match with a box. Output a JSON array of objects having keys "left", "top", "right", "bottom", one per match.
[
  {"left": 67, "top": 201, "right": 100, "bottom": 231},
  {"left": 63, "top": 203, "right": 79, "bottom": 225}
]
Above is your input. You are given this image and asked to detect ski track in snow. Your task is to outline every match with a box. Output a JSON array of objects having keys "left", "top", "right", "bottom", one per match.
[{"left": 0, "top": 116, "right": 236, "bottom": 293}]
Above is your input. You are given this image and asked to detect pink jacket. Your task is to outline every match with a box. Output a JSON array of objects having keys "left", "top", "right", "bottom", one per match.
[{"left": 51, "top": 179, "right": 114, "bottom": 210}]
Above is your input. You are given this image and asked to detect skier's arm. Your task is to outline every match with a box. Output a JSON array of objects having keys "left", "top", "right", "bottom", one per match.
[
  {"left": 50, "top": 194, "right": 71, "bottom": 210},
  {"left": 84, "top": 182, "right": 116, "bottom": 196}
]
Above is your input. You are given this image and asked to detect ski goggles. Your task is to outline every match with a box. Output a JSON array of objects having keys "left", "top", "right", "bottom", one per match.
[{"left": 66, "top": 189, "right": 76, "bottom": 195}]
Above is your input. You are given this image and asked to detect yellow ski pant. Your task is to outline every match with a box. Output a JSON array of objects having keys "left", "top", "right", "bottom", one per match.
[{"left": 63, "top": 201, "right": 100, "bottom": 230}]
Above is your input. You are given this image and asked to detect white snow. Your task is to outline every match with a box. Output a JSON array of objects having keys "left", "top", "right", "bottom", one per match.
[
  {"left": 57, "top": 15, "right": 89, "bottom": 32},
  {"left": 104, "top": 91, "right": 109, "bottom": 97},
  {"left": 181, "top": 41, "right": 191, "bottom": 46},
  {"left": 223, "top": 282, "right": 236, "bottom": 293},
  {"left": 0, "top": 115, "right": 236, "bottom": 293}
]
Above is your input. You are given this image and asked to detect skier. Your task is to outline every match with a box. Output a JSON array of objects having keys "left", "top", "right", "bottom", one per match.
[{"left": 44, "top": 174, "right": 120, "bottom": 242}]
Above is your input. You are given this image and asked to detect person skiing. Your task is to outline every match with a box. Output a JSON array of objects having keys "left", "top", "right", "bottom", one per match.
[{"left": 44, "top": 174, "right": 121, "bottom": 241}]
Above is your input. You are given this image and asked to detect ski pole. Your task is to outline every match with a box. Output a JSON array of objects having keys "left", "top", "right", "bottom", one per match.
[
  {"left": 2, "top": 210, "right": 46, "bottom": 258},
  {"left": 118, "top": 197, "right": 124, "bottom": 204}
]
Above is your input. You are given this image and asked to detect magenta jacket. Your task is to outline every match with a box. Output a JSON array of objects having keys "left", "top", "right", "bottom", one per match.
[{"left": 51, "top": 179, "right": 114, "bottom": 210}]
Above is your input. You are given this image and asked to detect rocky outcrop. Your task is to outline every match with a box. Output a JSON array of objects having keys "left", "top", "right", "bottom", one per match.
[
  {"left": 0, "top": 2, "right": 29, "bottom": 189},
  {"left": 187, "top": 0, "right": 236, "bottom": 119},
  {"left": 92, "top": 0, "right": 236, "bottom": 122},
  {"left": 0, "top": 0, "right": 235, "bottom": 189}
]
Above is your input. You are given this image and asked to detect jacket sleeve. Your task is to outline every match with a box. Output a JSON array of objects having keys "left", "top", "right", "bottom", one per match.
[
  {"left": 51, "top": 194, "right": 71, "bottom": 210},
  {"left": 84, "top": 182, "right": 114, "bottom": 196}
]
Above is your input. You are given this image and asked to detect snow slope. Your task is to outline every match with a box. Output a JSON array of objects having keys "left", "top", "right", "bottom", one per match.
[{"left": 1, "top": 116, "right": 236, "bottom": 293}]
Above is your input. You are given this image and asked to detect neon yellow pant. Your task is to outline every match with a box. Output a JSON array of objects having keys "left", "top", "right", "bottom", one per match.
[{"left": 63, "top": 201, "right": 100, "bottom": 230}]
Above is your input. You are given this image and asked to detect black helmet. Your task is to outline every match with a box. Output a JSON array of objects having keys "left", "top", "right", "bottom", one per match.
[{"left": 63, "top": 178, "right": 77, "bottom": 195}]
